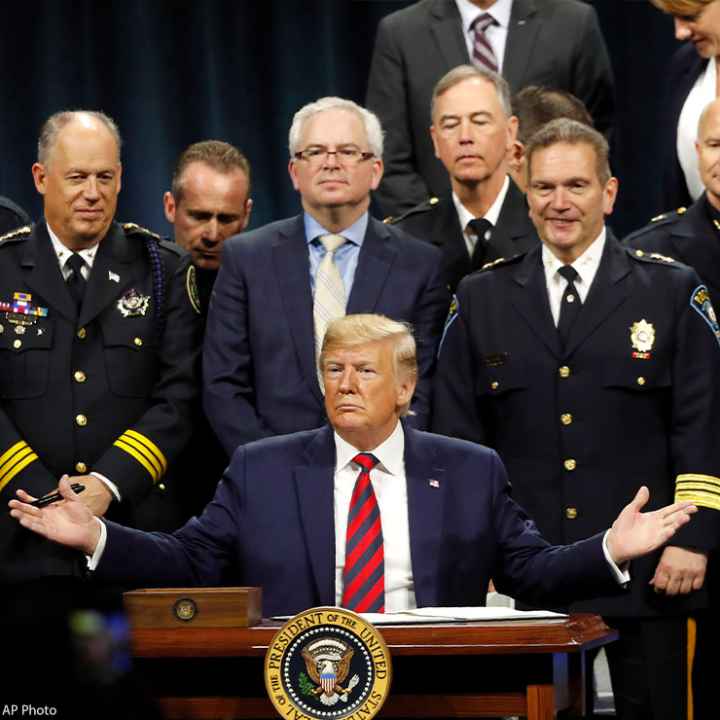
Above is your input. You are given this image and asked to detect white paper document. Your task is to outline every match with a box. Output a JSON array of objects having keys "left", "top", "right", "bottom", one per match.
[{"left": 357, "top": 606, "right": 567, "bottom": 625}]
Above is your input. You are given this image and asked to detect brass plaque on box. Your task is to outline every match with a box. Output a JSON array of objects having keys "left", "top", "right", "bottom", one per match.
[{"left": 123, "top": 586, "right": 262, "bottom": 628}]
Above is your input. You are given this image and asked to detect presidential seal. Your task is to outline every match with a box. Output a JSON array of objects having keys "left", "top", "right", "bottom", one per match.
[
  {"left": 173, "top": 597, "right": 197, "bottom": 622},
  {"left": 264, "top": 607, "right": 392, "bottom": 720}
]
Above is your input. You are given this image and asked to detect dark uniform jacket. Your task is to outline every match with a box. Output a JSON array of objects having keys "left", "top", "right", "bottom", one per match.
[
  {"left": 0, "top": 196, "right": 30, "bottom": 236},
  {"left": 388, "top": 179, "right": 538, "bottom": 293},
  {"left": 432, "top": 233, "right": 720, "bottom": 616},
  {"left": 0, "top": 221, "right": 201, "bottom": 583},
  {"left": 624, "top": 197, "right": 720, "bottom": 301}
]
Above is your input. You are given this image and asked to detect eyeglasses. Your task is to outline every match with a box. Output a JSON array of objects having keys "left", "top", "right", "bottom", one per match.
[{"left": 294, "top": 145, "right": 375, "bottom": 166}]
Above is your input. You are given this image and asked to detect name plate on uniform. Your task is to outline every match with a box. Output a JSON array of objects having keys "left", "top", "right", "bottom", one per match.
[{"left": 123, "top": 586, "right": 262, "bottom": 628}]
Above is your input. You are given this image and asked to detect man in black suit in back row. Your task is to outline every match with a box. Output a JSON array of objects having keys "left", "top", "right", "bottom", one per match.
[{"left": 366, "top": 0, "right": 615, "bottom": 217}]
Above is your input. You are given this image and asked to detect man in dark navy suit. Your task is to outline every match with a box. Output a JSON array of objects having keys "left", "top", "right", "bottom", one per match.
[
  {"left": 9, "top": 314, "right": 696, "bottom": 620},
  {"left": 202, "top": 98, "right": 449, "bottom": 456}
]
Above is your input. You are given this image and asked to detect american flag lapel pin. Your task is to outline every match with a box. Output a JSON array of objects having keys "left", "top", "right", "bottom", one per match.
[{"left": 429, "top": 478, "right": 440, "bottom": 488}]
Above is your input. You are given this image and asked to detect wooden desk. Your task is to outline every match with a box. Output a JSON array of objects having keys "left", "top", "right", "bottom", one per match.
[{"left": 130, "top": 613, "right": 616, "bottom": 720}]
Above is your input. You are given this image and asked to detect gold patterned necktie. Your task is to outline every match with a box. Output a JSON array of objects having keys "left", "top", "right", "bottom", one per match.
[{"left": 313, "top": 234, "right": 347, "bottom": 366}]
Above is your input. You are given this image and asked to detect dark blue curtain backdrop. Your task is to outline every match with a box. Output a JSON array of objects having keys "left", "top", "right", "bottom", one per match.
[{"left": 0, "top": 1, "right": 678, "bottom": 238}]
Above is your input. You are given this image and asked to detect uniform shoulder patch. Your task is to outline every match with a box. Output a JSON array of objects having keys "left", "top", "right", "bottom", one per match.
[
  {"left": 479, "top": 253, "right": 525, "bottom": 271},
  {"left": 628, "top": 248, "right": 677, "bottom": 265},
  {"left": 690, "top": 284, "right": 720, "bottom": 347},
  {"left": 122, "top": 222, "right": 161, "bottom": 241},
  {"left": 385, "top": 197, "right": 440, "bottom": 225},
  {"left": 650, "top": 207, "right": 686, "bottom": 223},
  {"left": 185, "top": 265, "right": 202, "bottom": 315},
  {"left": 0, "top": 225, "right": 31, "bottom": 245}
]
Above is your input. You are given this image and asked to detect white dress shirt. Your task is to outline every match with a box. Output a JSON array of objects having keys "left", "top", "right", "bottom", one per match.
[
  {"left": 453, "top": 175, "right": 510, "bottom": 256},
  {"left": 333, "top": 421, "right": 415, "bottom": 612},
  {"left": 542, "top": 228, "right": 606, "bottom": 326},
  {"left": 455, "top": 0, "right": 513, "bottom": 73},
  {"left": 47, "top": 222, "right": 120, "bottom": 502},
  {"left": 677, "top": 57, "right": 716, "bottom": 203}
]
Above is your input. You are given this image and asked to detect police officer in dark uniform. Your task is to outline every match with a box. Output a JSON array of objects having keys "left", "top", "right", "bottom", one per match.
[
  {"left": 433, "top": 119, "right": 720, "bottom": 720},
  {"left": 625, "top": 96, "right": 720, "bottom": 720},
  {"left": 163, "top": 139, "right": 252, "bottom": 516},
  {"left": 0, "top": 195, "right": 30, "bottom": 236},
  {"left": 387, "top": 66, "right": 537, "bottom": 295},
  {"left": 0, "top": 111, "right": 200, "bottom": 608},
  {"left": 625, "top": 97, "right": 720, "bottom": 300}
]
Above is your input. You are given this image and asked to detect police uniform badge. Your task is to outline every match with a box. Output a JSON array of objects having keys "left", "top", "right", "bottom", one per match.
[
  {"left": 117, "top": 288, "right": 150, "bottom": 317},
  {"left": 630, "top": 319, "right": 655, "bottom": 359},
  {"left": 186, "top": 265, "right": 202, "bottom": 315},
  {"left": 265, "top": 607, "right": 391, "bottom": 720},
  {"left": 690, "top": 285, "right": 720, "bottom": 347}
]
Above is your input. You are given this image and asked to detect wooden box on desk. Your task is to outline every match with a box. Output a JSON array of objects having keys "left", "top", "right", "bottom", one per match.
[{"left": 123, "top": 587, "right": 262, "bottom": 628}]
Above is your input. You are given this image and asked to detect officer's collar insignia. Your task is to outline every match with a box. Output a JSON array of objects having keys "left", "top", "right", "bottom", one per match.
[
  {"left": 0, "top": 291, "right": 49, "bottom": 327},
  {"left": 117, "top": 289, "right": 150, "bottom": 317},
  {"left": 630, "top": 319, "right": 655, "bottom": 359},
  {"left": 265, "top": 607, "right": 391, "bottom": 720},
  {"left": 690, "top": 285, "right": 720, "bottom": 347},
  {"left": 186, "top": 266, "right": 202, "bottom": 315}
]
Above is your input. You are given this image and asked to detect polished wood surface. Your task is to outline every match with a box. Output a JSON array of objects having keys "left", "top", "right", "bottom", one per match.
[{"left": 130, "top": 613, "right": 617, "bottom": 719}]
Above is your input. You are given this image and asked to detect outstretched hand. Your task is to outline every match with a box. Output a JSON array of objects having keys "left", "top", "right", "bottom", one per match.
[
  {"left": 606, "top": 486, "right": 696, "bottom": 566},
  {"left": 8, "top": 475, "right": 102, "bottom": 555}
]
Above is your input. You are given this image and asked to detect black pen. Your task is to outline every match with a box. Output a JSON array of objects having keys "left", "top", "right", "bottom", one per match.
[{"left": 30, "top": 483, "right": 85, "bottom": 508}]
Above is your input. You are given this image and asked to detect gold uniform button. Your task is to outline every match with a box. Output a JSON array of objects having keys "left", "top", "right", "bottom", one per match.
[
  {"left": 74, "top": 370, "right": 86, "bottom": 383},
  {"left": 490, "top": 381, "right": 499, "bottom": 390},
  {"left": 565, "top": 507, "right": 578, "bottom": 520},
  {"left": 77, "top": 327, "right": 87, "bottom": 340},
  {"left": 564, "top": 458, "right": 577, "bottom": 471},
  {"left": 635, "top": 250, "right": 644, "bottom": 258},
  {"left": 637, "top": 376, "right": 646, "bottom": 386},
  {"left": 75, "top": 462, "right": 88, "bottom": 473},
  {"left": 134, "top": 337, "right": 143, "bottom": 347},
  {"left": 75, "top": 414, "right": 88, "bottom": 427},
  {"left": 559, "top": 366, "right": 571, "bottom": 378},
  {"left": 157, "top": 483, "right": 166, "bottom": 491},
  {"left": 12, "top": 339, "right": 22, "bottom": 349},
  {"left": 561, "top": 413, "right": 573, "bottom": 426}
]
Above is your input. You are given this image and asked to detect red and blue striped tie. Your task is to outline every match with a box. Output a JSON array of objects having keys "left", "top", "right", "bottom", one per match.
[{"left": 341, "top": 453, "right": 384, "bottom": 613}]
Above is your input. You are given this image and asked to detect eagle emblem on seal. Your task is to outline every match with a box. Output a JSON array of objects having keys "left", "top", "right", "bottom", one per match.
[{"left": 301, "top": 637, "right": 360, "bottom": 706}]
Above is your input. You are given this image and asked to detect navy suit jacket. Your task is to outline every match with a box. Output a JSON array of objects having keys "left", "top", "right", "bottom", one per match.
[
  {"left": 202, "top": 214, "right": 449, "bottom": 456},
  {"left": 98, "top": 425, "right": 616, "bottom": 617}
]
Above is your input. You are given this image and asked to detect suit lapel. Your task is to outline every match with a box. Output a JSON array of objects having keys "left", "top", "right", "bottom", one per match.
[
  {"left": 404, "top": 426, "right": 445, "bottom": 608},
  {"left": 503, "top": 0, "right": 540, "bottom": 89},
  {"left": 20, "top": 223, "right": 77, "bottom": 323},
  {"left": 564, "top": 233, "right": 632, "bottom": 356},
  {"left": 433, "top": 196, "right": 472, "bottom": 287},
  {"left": 79, "top": 224, "right": 138, "bottom": 328},
  {"left": 510, "top": 247, "right": 561, "bottom": 357},
  {"left": 272, "top": 217, "right": 323, "bottom": 403},
  {"left": 429, "top": 0, "right": 470, "bottom": 68},
  {"left": 294, "top": 427, "right": 337, "bottom": 606},
  {"left": 347, "top": 218, "right": 397, "bottom": 314}
]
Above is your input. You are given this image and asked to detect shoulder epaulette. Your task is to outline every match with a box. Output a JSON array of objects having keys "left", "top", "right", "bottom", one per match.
[
  {"left": 157, "top": 238, "right": 183, "bottom": 257},
  {"left": 122, "top": 222, "right": 161, "bottom": 241},
  {"left": 628, "top": 248, "right": 677, "bottom": 265},
  {"left": 479, "top": 253, "right": 525, "bottom": 271},
  {"left": 650, "top": 207, "right": 686, "bottom": 224},
  {"left": 385, "top": 196, "right": 440, "bottom": 225},
  {"left": 0, "top": 225, "right": 31, "bottom": 245}
]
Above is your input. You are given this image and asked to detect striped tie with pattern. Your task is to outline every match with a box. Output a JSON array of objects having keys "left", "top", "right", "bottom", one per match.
[
  {"left": 313, "top": 234, "right": 346, "bottom": 362},
  {"left": 341, "top": 453, "right": 385, "bottom": 613},
  {"left": 471, "top": 13, "right": 499, "bottom": 73}
]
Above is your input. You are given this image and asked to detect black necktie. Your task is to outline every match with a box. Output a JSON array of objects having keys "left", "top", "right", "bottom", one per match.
[
  {"left": 66, "top": 253, "right": 87, "bottom": 309},
  {"left": 468, "top": 218, "right": 493, "bottom": 269},
  {"left": 557, "top": 265, "right": 581, "bottom": 347}
]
